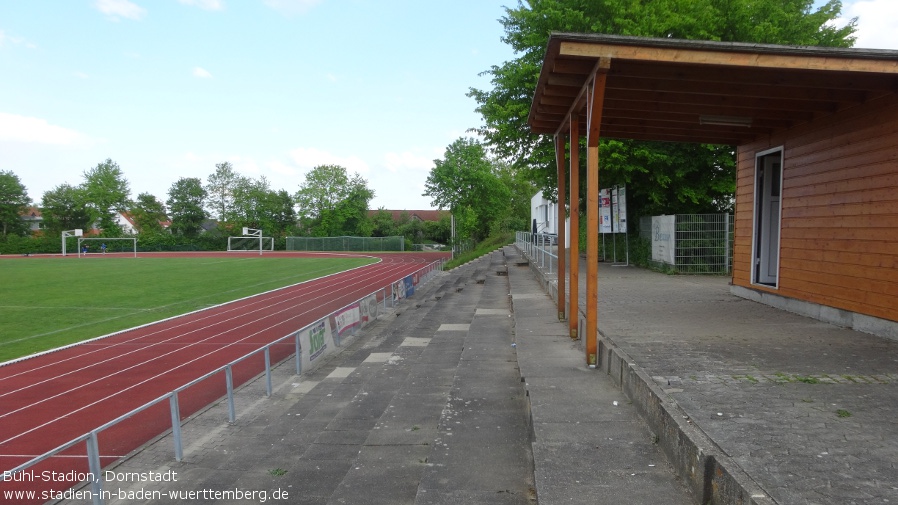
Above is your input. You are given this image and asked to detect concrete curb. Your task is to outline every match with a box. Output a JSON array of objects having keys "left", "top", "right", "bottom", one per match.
[{"left": 515, "top": 245, "right": 776, "bottom": 505}]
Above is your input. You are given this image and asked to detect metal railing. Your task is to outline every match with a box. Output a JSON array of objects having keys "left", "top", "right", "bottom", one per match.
[
  {"left": 639, "top": 214, "right": 733, "bottom": 274},
  {"left": 2, "top": 259, "right": 444, "bottom": 505},
  {"left": 515, "top": 231, "right": 558, "bottom": 274}
]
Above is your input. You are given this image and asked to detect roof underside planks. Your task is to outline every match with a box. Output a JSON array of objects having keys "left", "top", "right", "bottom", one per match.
[{"left": 528, "top": 33, "right": 898, "bottom": 145}]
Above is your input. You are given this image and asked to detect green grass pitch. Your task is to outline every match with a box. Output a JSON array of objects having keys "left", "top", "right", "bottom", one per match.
[{"left": 0, "top": 255, "right": 375, "bottom": 362}]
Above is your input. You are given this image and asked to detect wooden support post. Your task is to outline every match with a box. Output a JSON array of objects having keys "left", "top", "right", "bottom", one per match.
[
  {"left": 585, "top": 61, "right": 609, "bottom": 367},
  {"left": 555, "top": 133, "right": 567, "bottom": 321},
  {"left": 569, "top": 116, "right": 580, "bottom": 339}
]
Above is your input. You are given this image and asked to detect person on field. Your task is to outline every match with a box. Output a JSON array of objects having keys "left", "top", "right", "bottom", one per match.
[{"left": 101, "top": 243, "right": 107, "bottom": 254}]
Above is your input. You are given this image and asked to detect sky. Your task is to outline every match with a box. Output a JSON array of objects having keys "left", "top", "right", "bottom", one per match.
[
  {"left": 0, "top": 0, "right": 515, "bottom": 211},
  {"left": 1, "top": 0, "right": 897, "bottom": 212}
]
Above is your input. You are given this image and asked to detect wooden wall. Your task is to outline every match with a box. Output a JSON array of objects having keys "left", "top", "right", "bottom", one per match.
[{"left": 733, "top": 93, "right": 898, "bottom": 323}]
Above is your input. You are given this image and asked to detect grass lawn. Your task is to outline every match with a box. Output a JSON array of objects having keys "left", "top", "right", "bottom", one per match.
[{"left": 0, "top": 255, "right": 375, "bottom": 362}]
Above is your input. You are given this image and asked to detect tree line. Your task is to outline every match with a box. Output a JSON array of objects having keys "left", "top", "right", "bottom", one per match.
[{"left": 0, "top": 162, "right": 449, "bottom": 254}]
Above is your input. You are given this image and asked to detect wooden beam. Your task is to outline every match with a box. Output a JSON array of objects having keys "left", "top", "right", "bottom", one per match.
[
  {"left": 559, "top": 41, "right": 898, "bottom": 74},
  {"left": 555, "top": 59, "right": 607, "bottom": 138},
  {"left": 555, "top": 133, "right": 567, "bottom": 321},
  {"left": 585, "top": 61, "right": 609, "bottom": 367},
  {"left": 568, "top": 116, "right": 580, "bottom": 339}
]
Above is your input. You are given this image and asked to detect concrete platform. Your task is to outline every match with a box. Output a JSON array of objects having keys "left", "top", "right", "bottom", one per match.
[
  {"left": 58, "top": 249, "right": 693, "bottom": 504},
  {"left": 58, "top": 239, "right": 898, "bottom": 505},
  {"left": 517, "top": 244, "right": 898, "bottom": 505}
]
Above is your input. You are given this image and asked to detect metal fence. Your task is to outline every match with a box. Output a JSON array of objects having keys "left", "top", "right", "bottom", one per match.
[
  {"left": 639, "top": 214, "right": 733, "bottom": 274},
  {"left": 515, "top": 231, "right": 558, "bottom": 274},
  {"left": 286, "top": 236, "right": 405, "bottom": 252},
  {"left": 3, "top": 260, "right": 444, "bottom": 505}
]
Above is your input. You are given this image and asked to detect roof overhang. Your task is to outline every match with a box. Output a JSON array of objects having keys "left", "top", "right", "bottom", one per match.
[{"left": 528, "top": 33, "right": 898, "bottom": 145}]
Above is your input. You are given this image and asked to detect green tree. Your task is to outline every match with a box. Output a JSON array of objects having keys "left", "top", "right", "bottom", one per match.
[
  {"left": 81, "top": 158, "right": 131, "bottom": 235},
  {"left": 423, "top": 214, "right": 451, "bottom": 244},
  {"left": 265, "top": 189, "right": 299, "bottom": 237},
  {"left": 370, "top": 208, "right": 397, "bottom": 237},
  {"left": 294, "top": 165, "right": 374, "bottom": 237},
  {"left": 395, "top": 211, "right": 424, "bottom": 245},
  {"left": 167, "top": 177, "right": 208, "bottom": 238},
  {"left": 469, "top": 0, "right": 856, "bottom": 221},
  {"left": 423, "top": 137, "right": 511, "bottom": 242},
  {"left": 496, "top": 160, "right": 534, "bottom": 234},
  {"left": 40, "top": 183, "right": 92, "bottom": 235},
  {"left": 0, "top": 171, "right": 31, "bottom": 237},
  {"left": 205, "top": 161, "right": 245, "bottom": 222},
  {"left": 130, "top": 192, "right": 168, "bottom": 234},
  {"left": 229, "top": 177, "right": 296, "bottom": 237}
]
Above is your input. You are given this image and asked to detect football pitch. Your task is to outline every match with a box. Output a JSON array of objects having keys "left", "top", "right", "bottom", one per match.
[{"left": 0, "top": 254, "right": 375, "bottom": 362}]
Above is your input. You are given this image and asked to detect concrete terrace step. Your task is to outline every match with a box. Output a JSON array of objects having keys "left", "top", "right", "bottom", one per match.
[
  {"left": 505, "top": 245, "right": 694, "bottom": 505},
  {"left": 65, "top": 254, "right": 537, "bottom": 505}
]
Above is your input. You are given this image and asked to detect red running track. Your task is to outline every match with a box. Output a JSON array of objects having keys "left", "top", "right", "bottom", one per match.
[{"left": 0, "top": 251, "right": 447, "bottom": 502}]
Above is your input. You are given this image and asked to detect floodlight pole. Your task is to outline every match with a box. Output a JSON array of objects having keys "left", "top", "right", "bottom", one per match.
[
  {"left": 244, "top": 227, "right": 263, "bottom": 256},
  {"left": 61, "top": 229, "right": 83, "bottom": 257}
]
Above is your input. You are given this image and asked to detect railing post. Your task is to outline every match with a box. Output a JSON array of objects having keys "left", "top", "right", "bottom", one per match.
[
  {"left": 295, "top": 333, "right": 302, "bottom": 376},
  {"left": 724, "top": 213, "right": 731, "bottom": 274},
  {"left": 264, "top": 348, "right": 272, "bottom": 397},
  {"left": 87, "top": 432, "right": 104, "bottom": 505},
  {"left": 225, "top": 365, "right": 236, "bottom": 424},
  {"left": 170, "top": 393, "right": 183, "bottom": 462}
]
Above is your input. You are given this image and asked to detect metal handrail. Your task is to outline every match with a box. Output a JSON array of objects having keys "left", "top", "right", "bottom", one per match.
[
  {"left": 2, "top": 259, "right": 444, "bottom": 505},
  {"left": 516, "top": 231, "right": 558, "bottom": 274}
]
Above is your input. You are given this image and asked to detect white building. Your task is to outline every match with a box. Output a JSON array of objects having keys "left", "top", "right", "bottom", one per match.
[{"left": 530, "top": 192, "right": 570, "bottom": 246}]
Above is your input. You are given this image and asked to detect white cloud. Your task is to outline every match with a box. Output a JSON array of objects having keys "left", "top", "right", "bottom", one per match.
[
  {"left": 262, "top": 0, "right": 322, "bottom": 15},
  {"left": 383, "top": 151, "right": 435, "bottom": 173},
  {"left": 288, "top": 147, "right": 370, "bottom": 175},
  {"left": 840, "top": 0, "right": 898, "bottom": 49},
  {"left": 0, "top": 30, "right": 36, "bottom": 49},
  {"left": 74, "top": 71, "right": 90, "bottom": 79},
  {"left": 269, "top": 160, "right": 297, "bottom": 177},
  {"left": 0, "top": 113, "right": 89, "bottom": 146},
  {"left": 178, "top": 0, "right": 224, "bottom": 10},
  {"left": 94, "top": 0, "right": 147, "bottom": 21},
  {"left": 193, "top": 67, "right": 213, "bottom": 78}
]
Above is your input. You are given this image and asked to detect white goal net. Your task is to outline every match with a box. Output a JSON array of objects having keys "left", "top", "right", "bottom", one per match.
[{"left": 227, "top": 236, "right": 275, "bottom": 252}]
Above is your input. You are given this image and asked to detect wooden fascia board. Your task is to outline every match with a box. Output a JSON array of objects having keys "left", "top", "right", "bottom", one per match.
[
  {"left": 529, "top": 39, "right": 564, "bottom": 129},
  {"left": 559, "top": 41, "right": 898, "bottom": 74}
]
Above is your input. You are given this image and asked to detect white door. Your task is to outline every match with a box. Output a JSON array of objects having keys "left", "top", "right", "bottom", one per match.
[{"left": 754, "top": 151, "right": 782, "bottom": 286}]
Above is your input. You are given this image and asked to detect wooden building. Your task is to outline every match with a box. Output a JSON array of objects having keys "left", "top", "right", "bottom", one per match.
[{"left": 527, "top": 33, "right": 898, "bottom": 363}]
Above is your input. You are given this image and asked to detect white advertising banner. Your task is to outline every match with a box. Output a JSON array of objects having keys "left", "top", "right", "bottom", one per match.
[
  {"left": 299, "top": 318, "right": 334, "bottom": 372},
  {"left": 360, "top": 294, "right": 379, "bottom": 328},
  {"left": 651, "top": 215, "right": 676, "bottom": 265},
  {"left": 599, "top": 188, "right": 612, "bottom": 234},
  {"left": 614, "top": 186, "right": 628, "bottom": 233},
  {"left": 334, "top": 304, "right": 361, "bottom": 335}
]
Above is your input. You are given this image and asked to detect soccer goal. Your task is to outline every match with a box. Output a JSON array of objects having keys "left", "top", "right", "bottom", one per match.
[
  {"left": 77, "top": 237, "right": 138, "bottom": 258},
  {"left": 227, "top": 236, "right": 274, "bottom": 252}
]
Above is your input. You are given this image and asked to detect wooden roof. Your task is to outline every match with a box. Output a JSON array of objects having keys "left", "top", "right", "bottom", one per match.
[{"left": 529, "top": 33, "right": 898, "bottom": 145}]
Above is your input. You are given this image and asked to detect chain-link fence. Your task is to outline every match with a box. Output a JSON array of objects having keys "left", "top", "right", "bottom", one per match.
[
  {"left": 640, "top": 214, "right": 733, "bottom": 274},
  {"left": 286, "top": 236, "right": 405, "bottom": 252}
]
